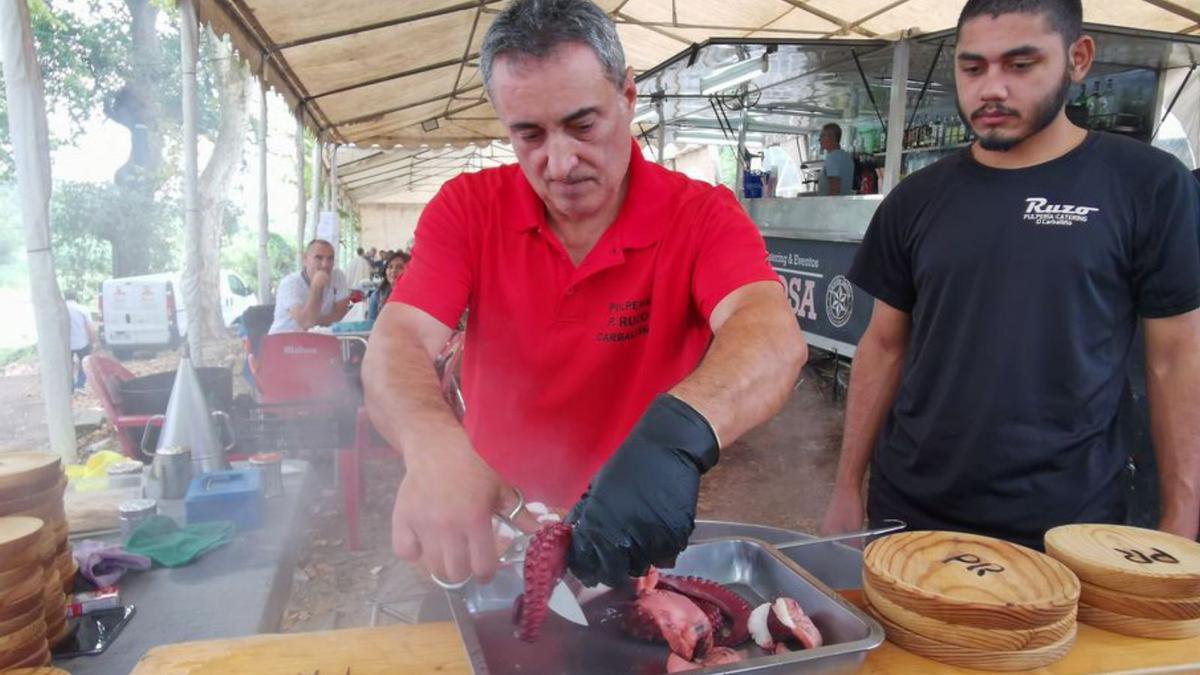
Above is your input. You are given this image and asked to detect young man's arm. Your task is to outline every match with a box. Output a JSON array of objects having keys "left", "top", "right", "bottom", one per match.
[
  {"left": 819, "top": 300, "right": 910, "bottom": 535},
  {"left": 1143, "top": 308, "right": 1200, "bottom": 540}
]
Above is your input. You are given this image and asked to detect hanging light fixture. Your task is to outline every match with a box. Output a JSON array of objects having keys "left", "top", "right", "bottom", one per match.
[{"left": 699, "top": 54, "right": 769, "bottom": 96}]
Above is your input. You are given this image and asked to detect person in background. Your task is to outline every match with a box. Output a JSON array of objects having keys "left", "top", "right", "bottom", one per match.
[
  {"left": 368, "top": 251, "right": 410, "bottom": 321},
  {"left": 347, "top": 246, "right": 375, "bottom": 287},
  {"left": 817, "top": 123, "right": 855, "bottom": 196},
  {"left": 820, "top": 0, "right": 1200, "bottom": 548},
  {"left": 269, "top": 239, "right": 352, "bottom": 334},
  {"left": 64, "top": 291, "right": 95, "bottom": 391},
  {"left": 373, "top": 249, "right": 392, "bottom": 279}
]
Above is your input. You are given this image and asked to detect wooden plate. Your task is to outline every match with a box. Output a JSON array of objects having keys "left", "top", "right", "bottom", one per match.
[
  {"left": 3, "top": 648, "right": 53, "bottom": 670},
  {"left": 0, "top": 618, "right": 46, "bottom": 652},
  {"left": 0, "top": 570, "right": 46, "bottom": 610},
  {"left": 863, "top": 574, "right": 1076, "bottom": 651},
  {"left": 1078, "top": 601, "right": 1200, "bottom": 639},
  {"left": 0, "top": 635, "right": 48, "bottom": 671},
  {"left": 1045, "top": 524, "right": 1200, "bottom": 598},
  {"left": 58, "top": 555, "right": 76, "bottom": 593},
  {"left": 865, "top": 600, "right": 1077, "bottom": 671},
  {"left": 0, "top": 602, "right": 42, "bottom": 639},
  {"left": 0, "top": 591, "right": 42, "bottom": 624},
  {"left": 45, "top": 618, "right": 70, "bottom": 648},
  {"left": 0, "top": 517, "right": 45, "bottom": 563},
  {"left": 0, "top": 559, "right": 43, "bottom": 591},
  {"left": 0, "top": 476, "right": 66, "bottom": 518},
  {"left": 863, "top": 530, "right": 1080, "bottom": 630},
  {"left": 1080, "top": 579, "right": 1200, "bottom": 621},
  {"left": 0, "top": 453, "right": 60, "bottom": 495}
]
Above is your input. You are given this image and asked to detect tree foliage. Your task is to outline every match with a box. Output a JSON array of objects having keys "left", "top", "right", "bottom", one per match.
[
  {"left": 221, "top": 231, "right": 294, "bottom": 297},
  {"left": 49, "top": 181, "right": 180, "bottom": 301}
]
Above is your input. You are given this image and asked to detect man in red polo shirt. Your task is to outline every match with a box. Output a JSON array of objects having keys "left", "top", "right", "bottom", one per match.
[{"left": 362, "top": 0, "right": 807, "bottom": 589}]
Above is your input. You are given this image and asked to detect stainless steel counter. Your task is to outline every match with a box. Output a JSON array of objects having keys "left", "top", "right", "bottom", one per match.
[{"left": 743, "top": 196, "right": 881, "bottom": 243}]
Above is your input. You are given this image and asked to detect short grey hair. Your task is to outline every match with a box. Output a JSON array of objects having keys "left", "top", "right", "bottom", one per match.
[{"left": 480, "top": 0, "right": 627, "bottom": 92}]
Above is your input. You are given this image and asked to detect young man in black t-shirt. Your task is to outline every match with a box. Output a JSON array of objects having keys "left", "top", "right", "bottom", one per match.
[{"left": 820, "top": 0, "right": 1200, "bottom": 549}]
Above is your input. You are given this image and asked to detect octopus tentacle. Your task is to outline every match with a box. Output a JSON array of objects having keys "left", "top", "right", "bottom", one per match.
[
  {"left": 657, "top": 574, "right": 752, "bottom": 646},
  {"left": 512, "top": 522, "right": 573, "bottom": 642}
]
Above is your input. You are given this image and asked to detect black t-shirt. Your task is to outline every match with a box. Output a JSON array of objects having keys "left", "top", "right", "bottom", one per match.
[{"left": 849, "top": 132, "right": 1200, "bottom": 549}]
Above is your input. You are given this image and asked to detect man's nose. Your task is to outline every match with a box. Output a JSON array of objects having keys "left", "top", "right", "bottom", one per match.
[
  {"left": 544, "top": 133, "right": 579, "bottom": 181},
  {"left": 977, "top": 70, "right": 1009, "bottom": 101}
]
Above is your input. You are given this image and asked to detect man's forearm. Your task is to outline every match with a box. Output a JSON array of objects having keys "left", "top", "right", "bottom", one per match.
[
  {"left": 361, "top": 315, "right": 464, "bottom": 465},
  {"left": 834, "top": 333, "right": 906, "bottom": 491},
  {"left": 1146, "top": 349, "right": 1200, "bottom": 539},
  {"left": 671, "top": 287, "right": 806, "bottom": 447},
  {"left": 318, "top": 302, "right": 350, "bottom": 327}
]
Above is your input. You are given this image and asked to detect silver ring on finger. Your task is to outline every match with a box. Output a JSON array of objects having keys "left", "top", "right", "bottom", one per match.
[{"left": 430, "top": 573, "right": 473, "bottom": 591}]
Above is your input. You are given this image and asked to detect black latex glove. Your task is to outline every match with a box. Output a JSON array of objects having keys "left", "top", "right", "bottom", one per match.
[{"left": 566, "top": 394, "right": 720, "bottom": 587}]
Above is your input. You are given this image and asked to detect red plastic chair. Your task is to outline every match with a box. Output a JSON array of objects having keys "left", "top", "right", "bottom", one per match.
[
  {"left": 250, "top": 332, "right": 353, "bottom": 405},
  {"left": 83, "top": 355, "right": 164, "bottom": 459},
  {"left": 249, "top": 332, "right": 393, "bottom": 550}
]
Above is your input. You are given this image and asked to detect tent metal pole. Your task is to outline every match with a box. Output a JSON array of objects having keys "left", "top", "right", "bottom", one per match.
[
  {"left": 881, "top": 37, "right": 911, "bottom": 195},
  {"left": 257, "top": 56, "right": 272, "bottom": 303},
  {"left": 0, "top": 0, "right": 77, "bottom": 461}
]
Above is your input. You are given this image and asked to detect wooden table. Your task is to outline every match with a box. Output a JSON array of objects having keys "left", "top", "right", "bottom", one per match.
[{"left": 131, "top": 591, "right": 1200, "bottom": 675}]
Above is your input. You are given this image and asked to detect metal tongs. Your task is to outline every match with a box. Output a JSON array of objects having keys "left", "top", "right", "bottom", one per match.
[{"left": 693, "top": 519, "right": 907, "bottom": 550}]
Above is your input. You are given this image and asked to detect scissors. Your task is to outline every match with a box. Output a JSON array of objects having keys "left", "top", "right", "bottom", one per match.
[{"left": 430, "top": 487, "right": 589, "bottom": 626}]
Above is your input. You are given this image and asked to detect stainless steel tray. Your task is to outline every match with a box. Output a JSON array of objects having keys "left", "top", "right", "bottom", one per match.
[{"left": 447, "top": 537, "right": 885, "bottom": 674}]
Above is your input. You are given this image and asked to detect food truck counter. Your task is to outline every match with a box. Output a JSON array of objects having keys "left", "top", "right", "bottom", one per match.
[{"left": 747, "top": 196, "right": 881, "bottom": 357}]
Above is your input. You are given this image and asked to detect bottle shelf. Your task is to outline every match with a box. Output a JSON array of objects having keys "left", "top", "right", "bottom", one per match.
[{"left": 870, "top": 142, "right": 971, "bottom": 157}]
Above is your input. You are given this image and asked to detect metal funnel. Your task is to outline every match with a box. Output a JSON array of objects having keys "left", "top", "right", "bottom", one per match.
[{"left": 152, "top": 353, "right": 233, "bottom": 473}]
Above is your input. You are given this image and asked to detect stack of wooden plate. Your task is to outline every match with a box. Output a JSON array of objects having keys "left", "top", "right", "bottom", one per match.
[
  {"left": 1045, "top": 524, "right": 1200, "bottom": 639},
  {"left": 862, "top": 531, "right": 1081, "bottom": 671},
  {"left": 0, "top": 452, "right": 71, "bottom": 647},
  {"left": 0, "top": 516, "right": 52, "bottom": 670}
]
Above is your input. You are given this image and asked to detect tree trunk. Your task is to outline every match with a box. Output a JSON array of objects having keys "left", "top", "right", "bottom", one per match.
[
  {"left": 180, "top": 0, "right": 199, "bottom": 364},
  {"left": 256, "top": 78, "right": 271, "bottom": 303},
  {"left": 104, "top": 0, "right": 163, "bottom": 276},
  {"left": 295, "top": 112, "right": 306, "bottom": 266},
  {"left": 0, "top": 0, "right": 77, "bottom": 461},
  {"left": 188, "top": 33, "right": 248, "bottom": 365}
]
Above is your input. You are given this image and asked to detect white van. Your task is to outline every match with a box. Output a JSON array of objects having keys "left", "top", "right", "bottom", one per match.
[{"left": 100, "top": 270, "right": 258, "bottom": 358}]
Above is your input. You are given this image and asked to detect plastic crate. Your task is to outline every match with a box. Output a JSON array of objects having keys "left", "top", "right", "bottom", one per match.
[{"left": 230, "top": 399, "right": 355, "bottom": 455}]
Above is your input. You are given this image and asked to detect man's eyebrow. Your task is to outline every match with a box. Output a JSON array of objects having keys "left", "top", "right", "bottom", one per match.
[
  {"left": 958, "top": 45, "right": 1043, "bottom": 61},
  {"left": 509, "top": 106, "right": 599, "bottom": 132},
  {"left": 561, "top": 106, "right": 598, "bottom": 125}
]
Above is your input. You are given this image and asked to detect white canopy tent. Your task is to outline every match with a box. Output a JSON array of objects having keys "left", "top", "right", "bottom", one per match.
[{"left": 196, "top": 0, "right": 1200, "bottom": 204}]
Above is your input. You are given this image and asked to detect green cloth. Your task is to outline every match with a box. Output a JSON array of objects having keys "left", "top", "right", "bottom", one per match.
[{"left": 124, "top": 515, "right": 235, "bottom": 567}]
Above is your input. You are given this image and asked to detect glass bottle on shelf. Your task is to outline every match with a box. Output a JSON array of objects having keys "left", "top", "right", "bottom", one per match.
[
  {"left": 1086, "top": 81, "right": 1101, "bottom": 126},
  {"left": 1072, "top": 83, "right": 1089, "bottom": 109},
  {"left": 1100, "top": 78, "right": 1117, "bottom": 118}
]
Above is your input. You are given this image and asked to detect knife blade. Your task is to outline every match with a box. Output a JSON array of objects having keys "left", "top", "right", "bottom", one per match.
[
  {"left": 547, "top": 577, "right": 589, "bottom": 626},
  {"left": 493, "top": 487, "right": 588, "bottom": 627}
]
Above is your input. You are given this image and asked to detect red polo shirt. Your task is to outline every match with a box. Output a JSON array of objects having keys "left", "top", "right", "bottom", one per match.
[{"left": 391, "top": 141, "right": 777, "bottom": 507}]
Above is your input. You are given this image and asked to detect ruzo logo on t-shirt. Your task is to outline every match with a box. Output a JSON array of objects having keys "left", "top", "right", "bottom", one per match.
[{"left": 1023, "top": 197, "right": 1100, "bottom": 227}]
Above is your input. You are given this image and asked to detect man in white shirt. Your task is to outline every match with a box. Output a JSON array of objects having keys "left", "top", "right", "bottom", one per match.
[
  {"left": 269, "top": 239, "right": 352, "bottom": 334},
  {"left": 64, "top": 291, "right": 95, "bottom": 391},
  {"left": 818, "top": 123, "right": 855, "bottom": 196}
]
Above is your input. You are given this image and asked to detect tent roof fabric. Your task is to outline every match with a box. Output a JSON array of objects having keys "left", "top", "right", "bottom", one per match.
[{"left": 197, "top": 0, "right": 1200, "bottom": 202}]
